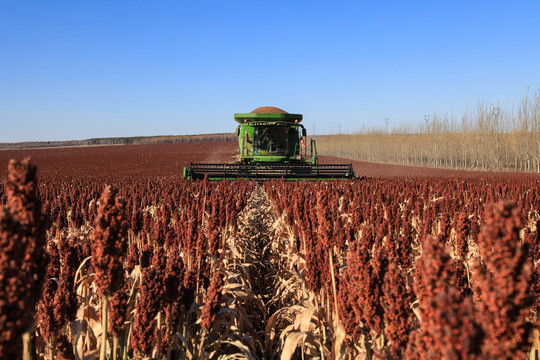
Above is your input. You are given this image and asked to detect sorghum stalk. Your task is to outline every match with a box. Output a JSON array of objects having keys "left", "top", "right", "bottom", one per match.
[
  {"left": 100, "top": 295, "right": 109, "bottom": 360},
  {"left": 328, "top": 248, "right": 339, "bottom": 321},
  {"left": 112, "top": 335, "right": 119, "bottom": 360}
]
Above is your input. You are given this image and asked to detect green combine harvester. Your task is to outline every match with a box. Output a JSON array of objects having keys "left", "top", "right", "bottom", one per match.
[{"left": 183, "top": 106, "right": 355, "bottom": 180}]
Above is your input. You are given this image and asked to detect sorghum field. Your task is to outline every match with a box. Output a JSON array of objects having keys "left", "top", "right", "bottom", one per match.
[{"left": 1, "top": 141, "right": 540, "bottom": 359}]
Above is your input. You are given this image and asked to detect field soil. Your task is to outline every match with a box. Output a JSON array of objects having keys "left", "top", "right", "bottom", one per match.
[{"left": 0, "top": 141, "right": 237, "bottom": 177}]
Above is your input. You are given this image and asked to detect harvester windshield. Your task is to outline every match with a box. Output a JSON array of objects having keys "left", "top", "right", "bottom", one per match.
[{"left": 253, "top": 126, "right": 289, "bottom": 155}]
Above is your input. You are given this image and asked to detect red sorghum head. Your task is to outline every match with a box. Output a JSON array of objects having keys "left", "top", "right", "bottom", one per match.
[
  {"left": 408, "top": 235, "right": 483, "bottom": 359},
  {"left": 0, "top": 158, "right": 48, "bottom": 358},
  {"left": 201, "top": 272, "right": 224, "bottom": 330},
  {"left": 473, "top": 201, "right": 533, "bottom": 358},
  {"left": 382, "top": 263, "right": 414, "bottom": 358},
  {"left": 91, "top": 185, "right": 128, "bottom": 297}
]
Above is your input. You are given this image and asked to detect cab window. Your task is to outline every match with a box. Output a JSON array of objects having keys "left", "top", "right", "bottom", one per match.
[{"left": 253, "top": 126, "right": 289, "bottom": 155}]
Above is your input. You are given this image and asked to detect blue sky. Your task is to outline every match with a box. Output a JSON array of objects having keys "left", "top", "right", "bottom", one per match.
[{"left": 1, "top": 1, "right": 539, "bottom": 142}]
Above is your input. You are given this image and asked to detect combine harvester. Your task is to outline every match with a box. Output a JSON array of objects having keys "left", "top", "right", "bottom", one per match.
[{"left": 183, "top": 106, "right": 355, "bottom": 180}]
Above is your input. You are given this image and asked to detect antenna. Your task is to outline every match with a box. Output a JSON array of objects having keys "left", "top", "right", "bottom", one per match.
[
  {"left": 493, "top": 106, "right": 500, "bottom": 129},
  {"left": 424, "top": 114, "right": 430, "bottom": 132}
]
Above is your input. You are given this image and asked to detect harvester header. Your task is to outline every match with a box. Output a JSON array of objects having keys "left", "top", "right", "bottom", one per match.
[{"left": 183, "top": 106, "right": 354, "bottom": 181}]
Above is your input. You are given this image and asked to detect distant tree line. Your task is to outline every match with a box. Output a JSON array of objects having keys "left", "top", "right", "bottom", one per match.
[
  {"left": 0, "top": 133, "right": 236, "bottom": 150},
  {"left": 317, "top": 87, "right": 540, "bottom": 173}
]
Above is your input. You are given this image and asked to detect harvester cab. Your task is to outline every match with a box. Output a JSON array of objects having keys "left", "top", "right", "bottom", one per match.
[
  {"left": 183, "top": 106, "right": 355, "bottom": 180},
  {"left": 235, "top": 109, "right": 307, "bottom": 163}
]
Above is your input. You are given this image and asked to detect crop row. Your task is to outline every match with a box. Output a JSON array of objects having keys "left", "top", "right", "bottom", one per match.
[
  {"left": 1, "top": 158, "right": 540, "bottom": 359},
  {"left": 264, "top": 178, "right": 540, "bottom": 358}
]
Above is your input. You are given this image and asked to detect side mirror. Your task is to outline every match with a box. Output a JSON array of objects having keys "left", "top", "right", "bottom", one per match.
[
  {"left": 302, "top": 128, "right": 307, "bottom": 137},
  {"left": 236, "top": 127, "right": 240, "bottom": 136}
]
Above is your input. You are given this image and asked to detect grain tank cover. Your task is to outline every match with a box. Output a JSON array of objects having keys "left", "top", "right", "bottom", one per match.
[{"left": 234, "top": 106, "right": 302, "bottom": 124}]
